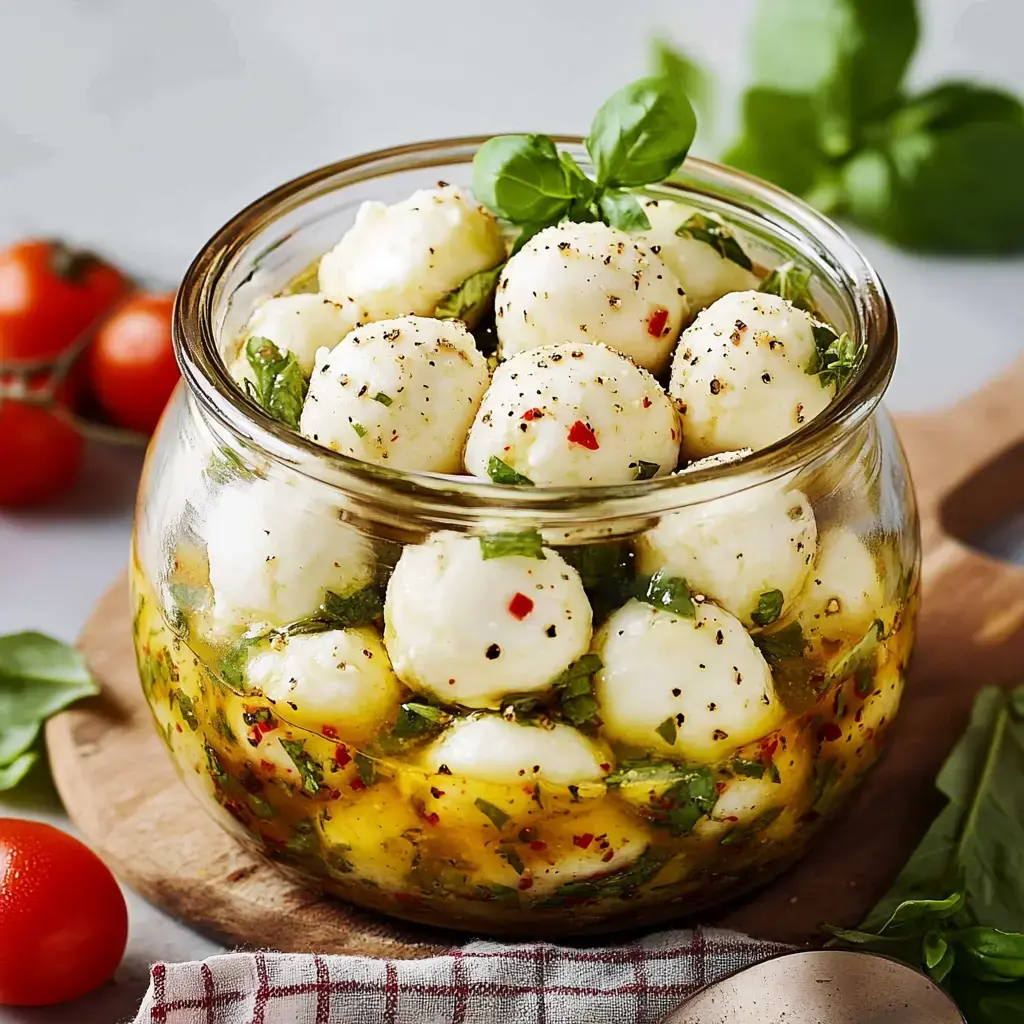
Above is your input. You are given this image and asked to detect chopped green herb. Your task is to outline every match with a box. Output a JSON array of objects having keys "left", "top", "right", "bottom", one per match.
[
  {"left": 475, "top": 798, "right": 510, "bottom": 830},
  {"left": 249, "top": 795, "right": 277, "bottom": 820},
  {"left": 498, "top": 844, "right": 526, "bottom": 875},
  {"left": 204, "top": 445, "right": 259, "bottom": 484},
  {"left": 543, "top": 847, "right": 667, "bottom": 904},
  {"left": 807, "top": 324, "right": 863, "bottom": 392},
  {"left": 499, "top": 692, "right": 545, "bottom": 723},
  {"left": 284, "top": 585, "right": 384, "bottom": 636},
  {"left": 633, "top": 460, "right": 660, "bottom": 481},
  {"left": 478, "top": 530, "right": 546, "bottom": 561},
  {"left": 486, "top": 456, "right": 534, "bottom": 486},
  {"left": 731, "top": 757, "right": 766, "bottom": 780},
  {"left": 476, "top": 883, "right": 519, "bottom": 902},
  {"left": 751, "top": 589, "right": 784, "bottom": 627},
  {"left": 675, "top": 213, "right": 754, "bottom": 270},
  {"left": 656, "top": 717, "right": 678, "bottom": 745},
  {"left": 435, "top": 264, "right": 505, "bottom": 322},
  {"left": 351, "top": 422, "right": 367, "bottom": 438},
  {"left": 551, "top": 654, "right": 603, "bottom": 728},
  {"left": 287, "top": 820, "right": 319, "bottom": 854},
  {"left": 371, "top": 392, "right": 393, "bottom": 407},
  {"left": 720, "top": 806, "right": 783, "bottom": 845},
  {"left": 828, "top": 620, "right": 884, "bottom": 684},
  {"left": 753, "top": 621, "right": 807, "bottom": 664},
  {"left": 558, "top": 543, "right": 635, "bottom": 624},
  {"left": 214, "top": 707, "right": 236, "bottom": 743},
  {"left": 354, "top": 752, "right": 378, "bottom": 787},
  {"left": 204, "top": 743, "right": 228, "bottom": 785},
  {"left": 637, "top": 570, "right": 695, "bottom": 618},
  {"left": 173, "top": 690, "right": 199, "bottom": 731},
  {"left": 219, "top": 636, "right": 260, "bottom": 690},
  {"left": 244, "top": 336, "right": 309, "bottom": 429},
  {"left": 758, "top": 260, "right": 819, "bottom": 314},
  {"left": 280, "top": 739, "right": 324, "bottom": 795},
  {"left": 392, "top": 702, "right": 451, "bottom": 741}
]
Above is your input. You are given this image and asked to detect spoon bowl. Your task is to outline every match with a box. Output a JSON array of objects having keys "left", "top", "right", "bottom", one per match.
[{"left": 663, "top": 950, "right": 964, "bottom": 1024}]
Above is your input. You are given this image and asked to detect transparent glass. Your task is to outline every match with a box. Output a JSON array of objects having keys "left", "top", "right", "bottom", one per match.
[{"left": 131, "top": 139, "right": 919, "bottom": 936}]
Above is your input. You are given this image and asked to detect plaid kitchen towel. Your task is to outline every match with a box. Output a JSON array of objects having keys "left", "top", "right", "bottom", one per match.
[{"left": 132, "top": 927, "right": 790, "bottom": 1024}]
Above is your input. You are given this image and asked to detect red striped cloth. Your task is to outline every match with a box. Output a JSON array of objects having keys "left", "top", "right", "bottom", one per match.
[{"left": 132, "top": 928, "right": 789, "bottom": 1024}]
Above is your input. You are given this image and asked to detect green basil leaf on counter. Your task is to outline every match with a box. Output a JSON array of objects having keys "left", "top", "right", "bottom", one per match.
[
  {"left": 478, "top": 529, "right": 546, "bottom": 561},
  {"left": 637, "top": 571, "right": 695, "bottom": 619},
  {"left": 758, "top": 261, "right": 818, "bottom": 315},
  {"left": 435, "top": 264, "right": 505, "bottom": 322},
  {"left": 0, "top": 632, "right": 98, "bottom": 790},
  {"left": 245, "top": 336, "right": 309, "bottom": 429},
  {"left": 596, "top": 189, "right": 651, "bottom": 231},
  {"left": 751, "top": 589, "right": 784, "bottom": 627},
  {"left": 473, "top": 134, "right": 579, "bottom": 225},
  {"left": 587, "top": 76, "right": 697, "bottom": 189},
  {"left": 675, "top": 213, "right": 753, "bottom": 271},
  {"left": 750, "top": 0, "right": 918, "bottom": 156},
  {"left": 486, "top": 456, "right": 534, "bottom": 487}
]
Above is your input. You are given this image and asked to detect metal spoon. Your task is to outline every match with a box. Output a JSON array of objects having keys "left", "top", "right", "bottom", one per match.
[{"left": 662, "top": 950, "right": 964, "bottom": 1024}]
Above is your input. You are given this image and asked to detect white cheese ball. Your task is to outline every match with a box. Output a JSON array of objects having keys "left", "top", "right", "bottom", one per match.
[
  {"left": 638, "top": 199, "right": 760, "bottom": 316},
  {"left": 495, "top": 222, "right": 687, "bottom": 374},
  {"left": 797, "top": 528, "right": 883, "bottom": 642},
  {"left": 231, "top": 294, "right": 359, "bottom": 384},
  {"left": 594, "top": 599, "right": 783, "bottom": 763},
  {"left": 318, "top": 185, "right": 506, "bottom": 323},
  {"left": 636, "top": 486, "right": 817, "bottom": 628},
  {"left": 679, "top": 448, "right": 753, "bottom": 473},
  {"left": 299, "top": 316, "right": 489, "bottom": 473},
  {"left": 669, "top": 290, "right": 835, "bottom": 459},
  {"left": 245, "top": 628, "right": 401, "bottom": 744},
  {"left": 464, "top": 343, "right": 680, "bottom": 486},
  {"left": 205, "top": 478, "right": 375, "bottom": 634},
  {"left": 384, "top": 532, "right": 592, "bottom": 707}
]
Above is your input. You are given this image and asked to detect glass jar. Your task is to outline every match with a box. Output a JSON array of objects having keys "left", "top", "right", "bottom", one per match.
[{"left": 131, "top": 139, "right": 919, "bottom": 937}]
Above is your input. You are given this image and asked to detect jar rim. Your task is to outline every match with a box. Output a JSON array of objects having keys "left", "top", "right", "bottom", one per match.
[{"left": 173, "top": 136, "right": 896, "bottom": 521}]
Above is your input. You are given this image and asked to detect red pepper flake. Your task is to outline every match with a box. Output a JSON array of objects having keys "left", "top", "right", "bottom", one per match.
[
  {"left": 321, "top": 724, "right": 339, "bottom": 739},
  {"left": 819, "top": 722, "right": 843, "bottom": 742},
  {"left": 601, "top": 849, "right": 615, "bottom": 862},
  {"left": 647, "top": 307, "right": 670, "bottom": 338},
  {"left": 800, "top": 809, "right": 822, "bottom": 824},
  {"left": 518, "top": 876, "right": 534, "bottom": 891},
  {"left": 568, "top": 420, "right": 599, "bottom": 450},
  {"left": 530, "top": 840, "right": 547, "bottom": 851},
  {"left": 349, "top": 778, "right": 366, "bottom": 792},
  {"left": 642, "top": 396, "right": 652, "bottom": 408},
  {"left": 599, "top": 763, "right": 610, "bottom": 772},
  {"left": 394, "top": 892, "right": 423, "bottom": 904},
  {"left": 715, "top": 781, "right": 727, "bottom": 793},
  {"left": 424, "top": 811, "right": 440, "bottom": 826},
  {"left": 522, "top": 408, "right": 543, "bottom": 421},
  {"left": 761, "top": 737, "right": 779, "bottom": 760},
  {"left": 175, "top": 723, "right": 183, "bottom": 733},
  {"left": 508, "top": 592, "right": 535, "bottom": 620},
  {"left": 430, "top": 787, "right": 446, "bottom": 799},
  {"left": 260, "top": 760, "right": 277, "bottom": 774},
  {"left": 723, "top": 815, "right": 740, "bottom": 822},
  {"left": 335, "top": 744, "right": 352, "bottom": 768},
  {"left": 573, "top": 833, "right": 595, "bottom": 849}
]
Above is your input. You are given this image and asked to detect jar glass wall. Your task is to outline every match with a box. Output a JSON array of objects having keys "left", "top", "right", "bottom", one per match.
[{"left": 131, "top": 141, "right": 918, "bottom": 936}]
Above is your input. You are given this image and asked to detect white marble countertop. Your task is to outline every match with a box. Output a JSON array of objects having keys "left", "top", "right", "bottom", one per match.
[{"left": 1, "top": 1, "right": 1022, "bottom": 1020}]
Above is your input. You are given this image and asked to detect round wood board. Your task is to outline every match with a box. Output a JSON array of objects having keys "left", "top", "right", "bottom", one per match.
[{"left": 47, "top": 356, "right": 1024, "bottom": 956}]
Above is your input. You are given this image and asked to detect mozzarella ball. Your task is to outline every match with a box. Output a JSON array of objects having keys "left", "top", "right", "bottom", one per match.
[
  {"left": 205, "top": 478, "right": 375, "bottom": 634},
  {"left": 299, "top": 316, "right": 489, "bottom": 473},
  {"left": 638, "top": 199, "right": 760, "bottom": 316},
  {"left": 384, "top": 532, "right": 592, "bottom": 707},
  {"left": 318, "top": 185, "right": 506, "bottom": 323},
  {"left": 636, "top": 486, "right": 817, "bottom": 628},
  {"left": 669, "top": 291, "right": 835, "bottom": 459},
  {"left": 594, "top": 599, "right": 783, "bottom": 763},
  {"left": 797, "top": 528, "right": 883, "bottom": 642},
  {"left": 245, "top": 628, "right": 401, "bottom": 744},
  {"left": 231, "top": 294, "right": 359, "bottom": 386},
  {"left": 464, "top": 343, "right": 680, "bottom": 486},
  {"left": 495, "top": 222, "right": 687, "bottom": 374}
]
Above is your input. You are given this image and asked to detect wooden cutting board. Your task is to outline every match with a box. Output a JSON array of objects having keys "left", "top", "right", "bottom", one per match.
[{"left": 47, "top": 355, "right": 1024, "bottom": 956}]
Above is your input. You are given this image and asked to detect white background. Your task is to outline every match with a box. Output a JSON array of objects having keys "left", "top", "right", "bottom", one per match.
[{"left": 0, "top": 0, "right": 1022, "bottom": 1020}]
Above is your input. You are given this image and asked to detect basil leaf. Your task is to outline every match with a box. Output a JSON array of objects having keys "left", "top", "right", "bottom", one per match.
[
  {"left": 814, "top": 331, "right": 864, "bottom": 392},
  {"left": 472, "top": 134, "right": 579, "bottom": 224},
  {"left": 596, "top": 190, "right": 651, "bottom": 231},
  {"left": 543, "top": 847, "right": 667, "bottom": 904},
  {"left": 392, "top": 702, "right": 450, "bottom": 741},
  {"left": 732, "top": 758, "right": 767, "bottom": 780},
  {"left": 751, "top": 589, "right": 784, "bottom": 627},
  {"left": 753, "top": 621, "right": 807, "bottom": 665},
  {"left": 881, "top": 82, "right": 1024, "bottom": 139},
  {"left": 586, "top": 76, "right": 697, "bottom": 189},
  {"left": 486, "top": 456, "right": 534, "bottom": 486},
  {"left": 474, "top": 798, "right": 510, "bottom": 830},
  {"left": 841, "top": 115, "right": 1024, "bottom": 253},
  {"left": 245, "top": 336, "right": 309, "bottom": 429},
  {"left": 636, "top": 570, "right": 695, "bottom": 618},
  {"left": 279, "top": 738, "right": 324, "bottom": 795},
  {"left": 435, "top": 264, "right": 505, "bottom": 322},
  {"left": 633, "top": 460, "right": 660, "bottom": 481},
  {"left": 557, "top": 542, "right": 635, "bottom": 625},
  {"left": 551, "top": 654, "right": 603, "bottom": 728},
  {"left": 284, "top": 585, "right": 384, "bottom": 636},
  {"left": 478, "top": 530, "right": 546, "bottom": 561},
  {"left": 723, "top": 88, "right": 831, "bottom": 201},
  {"left": 758, "top": 261, "right": 818, "bottom": 315},
  {"left": 371, "top": 392, "right": 393, "bottom": 407},
  {"left": 0, "top": 633, "right": 98, "bottom": 789},
  {"left": 750, "top": 0, "right": 919, "bottom": 155},
  {"left": 646, "top": 766, "right": 717, "bottom": 835},
  {"left": 655, "top": 717, "right": 677, "bottom": 746},
  {"left": 354, "top": 751, "right": 377, "bottom": 787},
  {"left": 652, "top": 38, "right": 713, "bottom": 123},
  {"left": 675, "top": 213, "right": 753, "bottom": 271},
  {"left": 951, "top": 976, "right": 1024, "bottom": 1024}
]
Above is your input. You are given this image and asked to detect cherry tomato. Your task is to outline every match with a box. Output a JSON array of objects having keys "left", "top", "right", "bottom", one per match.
[
  {"left": 0, "top": 240, "right": 129, "bottom": 363},
  {"left": 0, "top": 377, "right": 83, "bottom": 508},
  {"left": 0, "top": 819, "right": 128, "bottom": 1006},
  {"left": 88, "top": 293, "right": 178, "bottom": 434}
]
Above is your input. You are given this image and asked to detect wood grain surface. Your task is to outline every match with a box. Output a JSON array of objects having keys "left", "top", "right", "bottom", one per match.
[{"left": 46, "top": 355, "right": 1024, "bottom": 956}]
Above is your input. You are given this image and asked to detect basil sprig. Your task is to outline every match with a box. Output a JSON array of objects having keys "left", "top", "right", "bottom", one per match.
[
  {"left": 708, "top": 0, "right": 1024, "bottom": 252},
  {"left": 473, "top": 76, "right": 696, "bottom": 243},
  {"left": 244, "top": 336, "right": 309, "bottom": 429}
]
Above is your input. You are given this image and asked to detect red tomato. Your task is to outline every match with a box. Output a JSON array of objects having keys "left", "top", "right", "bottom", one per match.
[
  {"left": 0, "top": 240, "right": 129, "bottom": 363},
  {"left": 0, "top": 378, "right": 84, "bottom": 507},
  {"left": 88, "top": 293, "right": 178, "bottom": 434},
  {"left": 0, "top": 819, "right": 128, "bottom": 1005}
]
